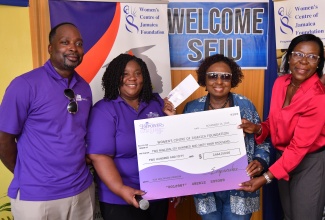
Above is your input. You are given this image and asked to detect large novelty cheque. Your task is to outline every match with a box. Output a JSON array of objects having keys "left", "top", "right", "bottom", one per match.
[{"left": 134, "top": 106, "right": 249, "bottom": 200}]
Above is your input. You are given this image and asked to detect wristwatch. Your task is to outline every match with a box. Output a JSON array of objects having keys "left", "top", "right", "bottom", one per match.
[{"left": 263, "top": 172, "right": 272, "bottom": 184}]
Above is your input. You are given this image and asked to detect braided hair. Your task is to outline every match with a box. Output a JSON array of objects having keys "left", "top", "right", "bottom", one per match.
[{"left": 102, "top": 54, "right": 155, "bottom": 103}]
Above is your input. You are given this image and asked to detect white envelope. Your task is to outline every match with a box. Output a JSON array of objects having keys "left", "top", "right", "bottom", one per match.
[{"left": 167, "top": 74, "right": 200, "bottom": 108}]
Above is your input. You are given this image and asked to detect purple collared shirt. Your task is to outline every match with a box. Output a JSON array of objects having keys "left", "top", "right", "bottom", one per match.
[
  {"left": 86, "top": 94, "right": 165, "bottom": 204},
  {"left": 0, "top": 60, "right": 93, "bottom": 201}
]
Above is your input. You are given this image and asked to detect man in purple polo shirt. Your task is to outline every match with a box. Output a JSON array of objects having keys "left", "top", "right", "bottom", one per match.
[{"left": 0, "top": 22, "right": 95, "bottom": 220}]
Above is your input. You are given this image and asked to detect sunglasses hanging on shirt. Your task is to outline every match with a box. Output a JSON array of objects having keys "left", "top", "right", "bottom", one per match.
[{"left": 64, "top": 88, "right": 78, "bottom": 114}]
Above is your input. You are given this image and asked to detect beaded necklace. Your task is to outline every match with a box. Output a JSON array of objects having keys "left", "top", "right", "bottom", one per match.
[{"left": 209, "top": 96, "right": 230, "bottom": 110}]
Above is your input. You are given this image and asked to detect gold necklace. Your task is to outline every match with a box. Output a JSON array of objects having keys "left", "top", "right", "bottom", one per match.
[
  {"left": 209, "top": 96, "right": 229, "bottom": 110},
  {"left": 290, "top": 81, "right": 300, "bottom": 88},
  {"left": 120, "top": 96, "right": 139, "bottom": 111}
]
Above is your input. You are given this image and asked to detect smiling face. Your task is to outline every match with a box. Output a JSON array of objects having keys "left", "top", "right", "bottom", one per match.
[
  {"left": 119, "top": 60, "right": 144, "bottom": 101},
  {"left": 205, "top": 61, "right": 232, "bottom": 99},
  {"left": 48, "top": 24, "right": 84, "bottom": 78},
  {"left": 289, "top": 41, "right": 320, "bottom": 83}
]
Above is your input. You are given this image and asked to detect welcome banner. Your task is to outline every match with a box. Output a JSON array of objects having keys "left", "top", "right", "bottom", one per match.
[
  {"left": 168, "top": 0, "right": 269, "bottom": 69},
  {"left": 49, "top": 0, "right": 171, "bottom": 103}
]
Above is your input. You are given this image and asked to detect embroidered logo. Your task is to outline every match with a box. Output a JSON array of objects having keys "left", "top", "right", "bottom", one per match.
[
  {"left": 146, "top": 111, "right": 160, "bottom": 118},
  {"left": 75, "top": 94, "right": 88, "bottom": 102}
]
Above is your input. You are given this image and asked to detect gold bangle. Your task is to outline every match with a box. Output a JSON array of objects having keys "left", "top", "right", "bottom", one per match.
[{"left": 257, "top": 124, "right": 262, "bottom": 135}]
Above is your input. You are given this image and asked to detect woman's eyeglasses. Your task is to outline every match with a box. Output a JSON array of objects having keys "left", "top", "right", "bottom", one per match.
[
  {"left": 64, "top": 89, "right": 78, "bottom": 114},
  {"left": 206, "top": 72, "right": 232, "bottom": 82},
  {"left": 291, "top": 51, "right": 320, "bottom": 63}
]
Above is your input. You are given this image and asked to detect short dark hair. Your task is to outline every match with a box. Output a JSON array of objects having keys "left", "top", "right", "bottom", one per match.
[
  {"left": 196, "top": 54, "right": 243, "bottom": 88},
  {"left": 283, "top": 34, "right": 324, "bottom": 78},
  {"left": 49, "top": 22, "right": 78, "bottom": 43},
  {"left": 102, "top": 53, "right": 154, "bottom": 102}
]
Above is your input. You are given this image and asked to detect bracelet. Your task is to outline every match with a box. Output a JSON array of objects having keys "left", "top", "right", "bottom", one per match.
[
  {"left": 257, "top": 124, "right": 262, "bottom": 135},
  {"left": 263, "top": 172, "right": 272, "bottom": 184}
]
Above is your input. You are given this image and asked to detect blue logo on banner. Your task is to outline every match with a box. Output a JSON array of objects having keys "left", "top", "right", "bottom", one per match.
[
  {"left": 124, "top": 5, "right": 139, "bottom": 33},
  {"left": 278, "top": 7, "right": 293, "bottom": 35}
]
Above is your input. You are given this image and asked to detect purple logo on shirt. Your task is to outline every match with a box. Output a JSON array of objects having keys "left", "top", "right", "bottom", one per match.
[{"left": 146, "top": 111, "right": 160, "bottom": 118}]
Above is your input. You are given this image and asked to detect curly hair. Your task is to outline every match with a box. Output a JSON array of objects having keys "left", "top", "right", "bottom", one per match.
[
  {"left": 196, "top": 54, "right": 243, "bottom": 88},
  {"left": 102, "top": 53, "right": 154, "bottom": 102},
  {"left": 283, "top": 34, "right": 324, "bottom": 78}
]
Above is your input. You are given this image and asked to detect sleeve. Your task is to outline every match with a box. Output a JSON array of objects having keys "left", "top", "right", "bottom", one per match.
[
  {"left": 255, "top": 77, "right": 283, "bottom": 144},
  {"left": 86, "top": 102, "right": 116, "bottom": 156},
  {"left": 182, "top": 97, "right": 205, "bottom": 114},
  {"left": 182, "top": 100, "right": 199, "bottom": 114},
  {"left": 269, "top": 94, "right": 325, "bottom": 180},
  {"left": 240, "top": 98, "right": 270, "bottom": 170},
  {"left": 255, "top": 118, "right": 271, "bottom": 145},
  {"left": 0, "top": 77, "right": 31, "bottom": 135}
]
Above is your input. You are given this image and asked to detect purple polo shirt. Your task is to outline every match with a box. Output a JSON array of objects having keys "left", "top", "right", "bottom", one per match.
[
  {"left": 86, "top": 94, "right": 165, "bottom": 204},
  {"left": 0, "top": 60, "right": 93, "bottom": 201}
]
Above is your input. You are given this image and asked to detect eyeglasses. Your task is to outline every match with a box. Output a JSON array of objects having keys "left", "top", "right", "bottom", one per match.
[
  {"left": 64, "top": 89, "right": 78, "bottom": 114},
  {"left": 291, "top": 51, "right": 320, "bottom": 63},
  {"left": 206, "top": 72, "right": 232, "bottom": 82}
]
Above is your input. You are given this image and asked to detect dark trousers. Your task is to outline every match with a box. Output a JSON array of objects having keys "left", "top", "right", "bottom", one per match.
[
  {"left": 100, "top": 199, "right": 169, "bottom": 220},
  {"left": 277, "top": 149, "right": 325, "bottom": 220}
]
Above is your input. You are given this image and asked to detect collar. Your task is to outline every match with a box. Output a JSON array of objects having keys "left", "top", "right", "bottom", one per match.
[
  {"left": 285, "top": 73, "right": 319, "bottom": 93},
  {"left": 114, "top": 95, "right": 149, "bottom": 112},
  {"left": 44, "top": 60, "right": 79, "bottom": 88}
]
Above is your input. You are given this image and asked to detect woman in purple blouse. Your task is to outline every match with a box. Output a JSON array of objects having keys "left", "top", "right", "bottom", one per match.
[{"left": 86, "top": 54, "right": 174, "bottom": 220}]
